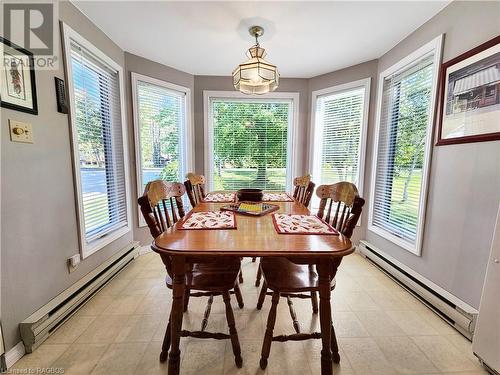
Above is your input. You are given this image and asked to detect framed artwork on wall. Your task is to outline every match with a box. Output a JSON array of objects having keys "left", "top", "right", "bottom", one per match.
[
  {"left": 0, "top": 37, "right": 38, "bottom": 115},
  {"left": 436, "top": 35, "right": 500, "bottom": 145}
]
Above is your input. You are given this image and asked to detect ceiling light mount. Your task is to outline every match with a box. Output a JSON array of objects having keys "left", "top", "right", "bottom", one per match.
[{"left": 232, "top": 25, "right": 279, "bottom": 95}]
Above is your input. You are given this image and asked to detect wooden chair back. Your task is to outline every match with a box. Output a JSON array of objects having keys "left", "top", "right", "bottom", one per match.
[
  {"left": 184, "top": 172, "right": 206, "bottom": 207},
  {"left": 138, "top": 180, "right": 186, "bottom": 239},
  {"left": 315, "top": 182, "right": 365, "bottom": 239},
  {"left": 293, "top": 174, "right": 315, "bottom": 207},
  {"left": 138, "top": 180, "right": 187, "bottom": 276}
]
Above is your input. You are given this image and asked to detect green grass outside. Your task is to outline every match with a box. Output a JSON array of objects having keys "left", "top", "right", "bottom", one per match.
[{"left": 83, "top": 193, "right": 110, "bottom": 233}]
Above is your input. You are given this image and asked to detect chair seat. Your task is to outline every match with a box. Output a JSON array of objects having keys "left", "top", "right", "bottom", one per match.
[
  {"left": 261, "top": 257, "right": 336, "bottom": 292},
  {"left": 166, "top": 261, "right": 240, "bottom": 291}
]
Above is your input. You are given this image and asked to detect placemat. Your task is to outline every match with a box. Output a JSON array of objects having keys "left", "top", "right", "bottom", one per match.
[
  {"left": 272, "top": 214, "right": 339, "bottom": 235},
  {"left": 203, "top": 192, "right": 236, "bottom": 203},
  {"left": 179, "top": 211, "right": 237, "bottom": 230},
  {"left": 262, "top": 192, "right": 294, "bottom": 202}
]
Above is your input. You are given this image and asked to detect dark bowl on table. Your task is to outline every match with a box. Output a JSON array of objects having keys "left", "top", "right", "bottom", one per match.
[{"left": 237, "top": 188, "right": 263, "bottom": 202}]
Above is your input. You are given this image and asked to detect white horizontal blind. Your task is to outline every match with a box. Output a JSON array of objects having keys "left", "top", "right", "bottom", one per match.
[
  {"left": 311, "top": 87, "right": 365, "bottom": 208},
  {"left": 372, "top": 54, "right": 434, "bottom": 245},
  {"left": 136, "top": 80, "right": 185, "bottom": 192},
  {"left": 211, "top": 99, "right": 291, "bottom": 191},
  {"left": 70, "top": 40, "right": 128, "bottom": 244}
]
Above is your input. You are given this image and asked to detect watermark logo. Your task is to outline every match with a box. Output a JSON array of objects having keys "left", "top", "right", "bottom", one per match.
[{"left": 2, "top": 1, "right": 59, "bottom": 69}]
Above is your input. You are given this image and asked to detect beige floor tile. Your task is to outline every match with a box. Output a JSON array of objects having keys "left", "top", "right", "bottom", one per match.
[
  {"left": 303, "top": 338, "right": 354, "bottom": 374},
  {"left": 134, "top": 341, "right": 169, "bottom": 375},
  {"left": 333, "top": 311, "right": 370, "bottom": 338},
  {"left": 344, "top": 291, "right": 382, "bottom": 311},
  {"left": 411, "top": 335, "right": 482, "bottom": 372},
  {"left": 366, "top": 289, "right": 413, "bottom": 311},
  {"left": 114, "top": 314, "right": 162, "bottom": 343},
  {"left": 10, "top": 252, "right": 485, "bottom": 375},
  {"left": 91, "top": 342, "right": 148, "bottom": 375},
  {"left": 101, "top": 294, "right": 146, "bottom": 315},
  {"left": 339, "top": 337, "right": 399, "bottom": 374},
  {"left": 12, "top": 344, "right": 69, "bottom": 370},
  {"left": 386, "top": 310, "right": 439, "bottom": 336},
  {"left": 119, "top": 277, "right": 161, "bottom": 296},
  {"left": 75, "top": 294, "right": 116, "bottom": 316},
  {"left": 133, "top": 294, "right": 170, "bottom": 315},
  {"left": 180, "top": 340, "right": 226, "bottom": 374},
  {"left": 267, "top": 341, "right": 312, "bottom": 375},
  {"left": 374, "top": 336, "right": 439, "bottom": 373},
  {"left": 51, "top": 343, "right": 108, "bottom": 375},
  {"left": 46, "top": 316, "right": 96, "bottom": 344},
  {"left": 98, "top": 277, "right": 132, "bottom": 295},
  {"left": 224, "top": 339, "right": 267, "bottom": 375},
  {"left": 354, "top": 310, "right": 406, "bottom": 337},
  {"left": 76, "top": 314, "right": 127, "bottom": 344}
]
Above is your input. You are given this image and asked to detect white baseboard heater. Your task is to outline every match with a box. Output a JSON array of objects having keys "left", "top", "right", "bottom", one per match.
[
  {"left": 20, "top": 242, "right": 140, "bottom": 353},
  {"left": 358, "top": 240, "right": 478, "bottom": 340}
]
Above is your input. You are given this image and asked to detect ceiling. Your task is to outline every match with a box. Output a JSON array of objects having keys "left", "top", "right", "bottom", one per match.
[{"left": 73, "top": 1, "right": 449, "bottom": 78}]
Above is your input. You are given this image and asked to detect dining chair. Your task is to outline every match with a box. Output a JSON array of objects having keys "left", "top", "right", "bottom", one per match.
[
  {"left": 184, "top": 172, "right": 245, "bottom": 284},
  {"left": 253, "top": 174, "right": 316, "bottom": 287},
  {"left": 256, "top": 181, "right": 365, "bottom": 369},
  {"left": 184, "top": 172, "right": 206, "bottom": 207},
  {"left": 138, "top": 180, "right": 244, "bottom": 367}
]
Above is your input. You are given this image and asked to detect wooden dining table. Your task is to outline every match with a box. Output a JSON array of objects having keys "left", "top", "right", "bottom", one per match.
[{"left": 152, "top": 199, "right": 355, "bottom": 375}]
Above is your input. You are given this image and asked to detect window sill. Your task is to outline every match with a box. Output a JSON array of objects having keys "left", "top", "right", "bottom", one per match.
[
  {"left": 82, "top": 225, "right": 131, "bottom": 259},
  {"left": 367, "top": 224, "right": 420, "bottom": 256}
]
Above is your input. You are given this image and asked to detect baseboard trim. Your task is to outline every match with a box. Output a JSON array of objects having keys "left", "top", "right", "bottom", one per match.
[{"left": 5, "top": 342, "right": 25, "bottom": 369}]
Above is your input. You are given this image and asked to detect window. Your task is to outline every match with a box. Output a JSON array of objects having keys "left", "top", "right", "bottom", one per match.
[
  {"left": 369, "top": 36, "right": 442, "bottom": 255},
  {"left": 204, "top": 92, "right": 298, "bottom": 191},
  {"left": 63, "top": 24, "right": 130, "bottom": 258},
  {"left": 131, "top": 73, "right": 192, "bottom": 225},
  {"left": 310, "top": 78, "right": 370, "bottom": 208}
]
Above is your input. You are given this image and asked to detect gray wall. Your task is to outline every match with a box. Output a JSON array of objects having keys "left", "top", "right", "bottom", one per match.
[
  {"left": 124, "top": 52, "right": 194, "bottom": 245},
  {"left": 193, "top": 76, "right": 309, "bottom": 174},
  {"left": 365, "top": 1, "right": 500, "bottom": 308},
  {"left": 0, "top": 1, "right": 133, "bottom": 351}
]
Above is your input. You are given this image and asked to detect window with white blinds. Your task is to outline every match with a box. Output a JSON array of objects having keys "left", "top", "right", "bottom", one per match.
[
  {"left": 310, "top": 79, "right": 370, "bottom": 208},
  {"left": 370, "top": 37, "right": 441, "bottom": 254},
  {"left": 64, "top": 24, "right": 130, "bottom": 257},
  {"left": 132, "top": 73, "right": 192, "bottom": 223},
  {"left": 207, "top": 95, "right": 295, "bottom": 191}
]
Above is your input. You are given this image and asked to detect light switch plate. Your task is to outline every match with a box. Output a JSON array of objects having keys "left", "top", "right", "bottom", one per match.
[{"left": 9, "top": 120, "right": 34, "bottom": 143}]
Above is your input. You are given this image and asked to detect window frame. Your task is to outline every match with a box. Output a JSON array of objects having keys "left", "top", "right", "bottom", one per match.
[
  {"left": 62, "top": 22, "right": 132, "bottom": 259},
  {"left": 308, "top": 78, "right": 371, "bottom": 217},
  {"left": 368, "top": 34, "right": 443, "bottom": 255},
  {"left": 203, "top": 90, "right": 300, "bottom": 192},
  {"left": 131, "top": 72, "right": 194, "bottom": 227}
]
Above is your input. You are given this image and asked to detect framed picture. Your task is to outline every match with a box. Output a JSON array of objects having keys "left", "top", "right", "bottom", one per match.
[
  {"left": 436, "top": 35, "right": 500, "bottom": 145},
  {"left": 0, "top": 37, "right": 38, "bottom": 115}
]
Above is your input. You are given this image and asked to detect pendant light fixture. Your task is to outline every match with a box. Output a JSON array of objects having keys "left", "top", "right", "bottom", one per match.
[{"left": 232, "top": 26, "right": 279, "bottom": 95}]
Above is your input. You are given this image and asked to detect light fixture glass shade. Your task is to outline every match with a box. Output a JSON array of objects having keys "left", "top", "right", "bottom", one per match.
[{"left": 232, "top": 45, "right": 280, "bottom": 95}]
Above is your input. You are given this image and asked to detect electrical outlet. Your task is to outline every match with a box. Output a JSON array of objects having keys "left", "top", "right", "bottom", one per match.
[
  {"left": 9, "top": 120, "right": 34, "bottom": 143},
  {"left": 67, "top": 254, "right": 81, "bottom": 273}
]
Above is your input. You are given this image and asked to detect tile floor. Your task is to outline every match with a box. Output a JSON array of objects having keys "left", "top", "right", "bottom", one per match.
[{"left": 12, "top": 252, "right": 487, "bottom": 375}]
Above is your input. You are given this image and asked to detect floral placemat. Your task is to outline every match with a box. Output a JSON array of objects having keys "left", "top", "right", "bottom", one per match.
[
  {"left": 179, "top": 211, "right": 237, "bottom": 230},
  {"left": 272, "top": 214, "right": 339, "bottom": 235},
  {"left": 262, "top": 192, "right": 294, "bottom": 202},
  {"left": 203, "top": 192, "right": 236, "bottom": 203}
]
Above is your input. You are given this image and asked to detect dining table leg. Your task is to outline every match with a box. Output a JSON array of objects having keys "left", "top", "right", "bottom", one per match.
[
  {"left": 168, "top": 256, "right": 186, "bottom": 375},
  {"left": 317, "top": 259, "right": 333, "bottom": 375}
]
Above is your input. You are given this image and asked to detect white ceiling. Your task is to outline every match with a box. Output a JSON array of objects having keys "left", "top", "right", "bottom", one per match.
[{"left": 73, "top": 1, "right": 449, "bottom": 78}]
